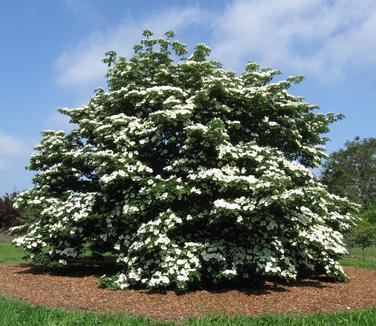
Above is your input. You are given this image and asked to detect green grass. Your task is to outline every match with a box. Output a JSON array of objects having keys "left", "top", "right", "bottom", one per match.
[
  {"left": 0, "top": 240, "right": 27, "bottom": 264},
  {"left": 347, "top": 247, "right": 376, "bottom": 259},
  {"left": 339, "top": 246, "right": 376, "bottom": 270},
  {"left": 0, "top": 232, "right": 13, "bottom": 242},
  {"left": 0, "top": 296, "right": 169, "bottom": 326},
  {"left": 340, "top": 257, "right": 376, "bottom": 269},
  {"left": 0, "top": 296, "right": 375, "bottom": 326}
]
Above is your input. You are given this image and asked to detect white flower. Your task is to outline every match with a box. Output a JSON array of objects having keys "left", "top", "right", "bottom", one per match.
[
  {"left": 177, "top": 274, "right": 189, "bottom": 282},
  {"left": 214, "top": 199, "right": 241, "bottom": 210},
  {"left": 190, "top": 187, "right": 201, "bottom": 194},
  {"left": 223, "top": 268, "right": 237, "bottom": 276}
]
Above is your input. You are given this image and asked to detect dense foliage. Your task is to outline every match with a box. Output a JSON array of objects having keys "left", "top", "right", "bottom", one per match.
[
  {"left": 14, "top": 31, "right": 357, "bottom": 290},
  {"left": 321, "top": 137, "right": 376, "bottom": 206},
  {"left": 360, "top": 202, "right": 376, "bottom": 224}
]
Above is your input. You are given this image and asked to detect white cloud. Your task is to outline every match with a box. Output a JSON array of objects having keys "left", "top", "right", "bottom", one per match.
[
  {"left": 0, "top": 132, "right": 27, "bottom": 157},
  {"left": 0, "top": 132, "right": 31, "bottom": 172},
  {"left": 211, "top": 0, "right": 376, "bottom": 79},
  {"left": 55, "top": 0, "right": 376, "bottom": 87},
  {"left": 55, "top": 6, "right": 206, "bottom": 88}
]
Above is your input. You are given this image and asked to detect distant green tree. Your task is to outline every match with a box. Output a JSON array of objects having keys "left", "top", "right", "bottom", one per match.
[
  {"left": 360, "top": 202, "right": 376, "bottom": 224},
  {"left": 321, "top": 137, "right": 376, "bottom": 206},
  {"left": 349, "top": 221, "right": 376, "bottom": 260}
]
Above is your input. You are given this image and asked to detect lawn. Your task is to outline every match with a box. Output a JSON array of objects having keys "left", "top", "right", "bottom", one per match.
[
  {"left": 341, "top": 246, "right": 376, "bottom": 270},
  {"left": 349, "top": 247, "right": 376, "bottom": 256},
  {"left": 0, "top": 296, "right": 376, "bottom": 326},
  {"left": 0, "top": 238, "right": 375, "bottom": 325},
  {"left": 340, "top": 257, "right": 376, "bottom": 270},
  {"left": 0, "top": 239, "right": 27, "bottom": 264},
  {"left": 348, "top": 247, "right": 376, "bottom": 259}
]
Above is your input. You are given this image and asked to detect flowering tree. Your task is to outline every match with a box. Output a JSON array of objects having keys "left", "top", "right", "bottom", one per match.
[{"left": 14, "top": 31, "right": 358, "bottom": 290}]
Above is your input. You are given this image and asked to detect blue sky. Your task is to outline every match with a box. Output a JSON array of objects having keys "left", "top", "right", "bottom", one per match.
[{"left": 1, "top": 0, "right": 375, "bottom": 194}]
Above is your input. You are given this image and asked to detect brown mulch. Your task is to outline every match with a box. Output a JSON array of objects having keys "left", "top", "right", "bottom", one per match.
[{"left": 0, "top": 264, "right": 375, "bottom": 322}]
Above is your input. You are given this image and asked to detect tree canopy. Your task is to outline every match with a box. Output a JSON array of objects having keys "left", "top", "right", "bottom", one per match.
[
  {"left": 321, "top": 137, "right": 376, "bottom": 206},
  {"left": 14, "top": 31, "right": 357, "bottom": 290}
]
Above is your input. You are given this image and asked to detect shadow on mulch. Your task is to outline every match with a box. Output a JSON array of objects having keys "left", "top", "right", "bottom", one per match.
[
  {"left": 16, "top": 262, "right": 121, "bottom": 278},
  {"left": 183, "top": 277, "right": 332, "bottom": 296},
  {"left": 15, "top": 262, "right": 332, "bottom": 296}
]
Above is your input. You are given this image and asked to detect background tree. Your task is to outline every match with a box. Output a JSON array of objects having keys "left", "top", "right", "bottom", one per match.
[
  {"left": 321, "top": 137, "right": 376, "bottom": 206},
  {"left": 349, "top": 222, "right": 376, "bottom": 260},
  {"left": 0, "top": 192, "right": 20, "bottom": 229},
  {"left": 14, "top": 30, "right": 357, "bottom": 290},
  {"left": 360, "top": 202, "right": 376, "bottom": 224}
]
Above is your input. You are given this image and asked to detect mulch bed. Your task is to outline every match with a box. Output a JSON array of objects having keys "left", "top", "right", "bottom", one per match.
[{"left": 0, "top": 264, "right": 375, "bottom": 322}]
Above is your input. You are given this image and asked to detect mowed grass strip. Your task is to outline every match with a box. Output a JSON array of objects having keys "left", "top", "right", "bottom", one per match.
[
  {"left": 0, "top": 241, "right": 26, "bottom": 264},
  {"left": 1, "top": 297, "right": 376, "bottom": 326},
  {"left": 340, "top": 257, "right": 376, "bottom": 270},
  {"left": 348, "top": 247, "right": 376, "bottom": 259},
  {"left": 340, "top": 246, "right": 376, "bottom": 269},
  {"left": 0, "top": 297, "right": 169, "bottom": 326}
]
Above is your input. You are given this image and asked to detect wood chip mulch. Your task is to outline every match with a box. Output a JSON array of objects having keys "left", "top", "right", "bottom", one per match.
[{"left": 0, "top": 264, "right": 375, "bottom": 322}]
